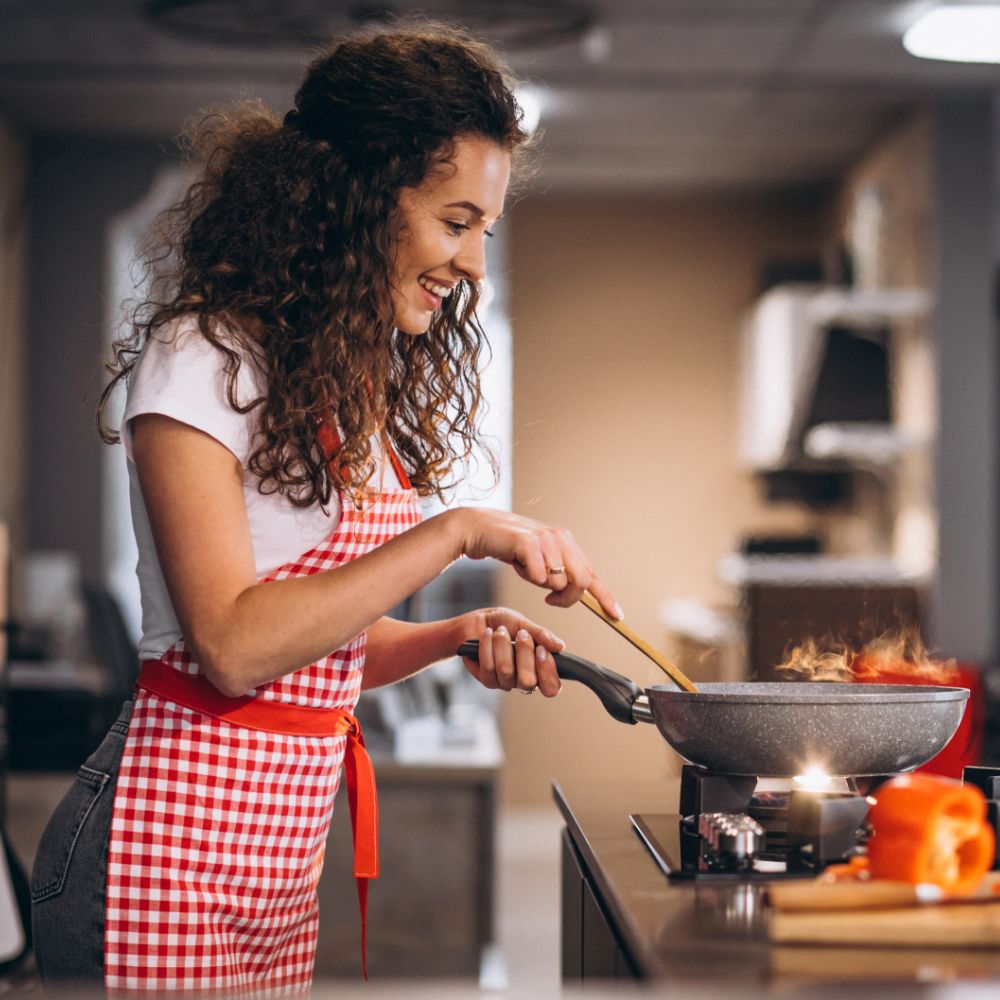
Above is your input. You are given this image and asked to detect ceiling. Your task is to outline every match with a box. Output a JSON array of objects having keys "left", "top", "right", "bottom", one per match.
[{"left": 0, "top": 0, "right": 998, "bottom": 192}]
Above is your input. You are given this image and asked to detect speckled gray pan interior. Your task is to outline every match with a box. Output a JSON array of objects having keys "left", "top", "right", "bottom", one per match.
[{"left": 647, "top": 682, "right": 969, "bottom": 776}]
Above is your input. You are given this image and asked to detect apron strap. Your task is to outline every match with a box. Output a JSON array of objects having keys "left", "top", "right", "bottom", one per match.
[
  {"left": 317, "top": 410, "right": 413, "bottom": 491},
  {"left": 384, "top": 437, "right": 413, "bottom": 491},
  {"left": 342, "top": 719, "right": 379, "bottom": 979},
  {"left": 136, "top": 660, "right": 378, "bottom": 978}
]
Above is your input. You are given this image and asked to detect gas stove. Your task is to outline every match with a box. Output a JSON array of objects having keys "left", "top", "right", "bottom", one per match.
[
  {"left": 631, "top": 764, "right": 877, "bottom": 881},
  {"left": 634, "top": 763, "right": 1000, "bottom": 881}
]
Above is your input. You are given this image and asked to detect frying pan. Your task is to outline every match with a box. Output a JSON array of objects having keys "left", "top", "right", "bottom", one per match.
[{"left": 456, "top": 641, "right": 969, "bottom": 777}]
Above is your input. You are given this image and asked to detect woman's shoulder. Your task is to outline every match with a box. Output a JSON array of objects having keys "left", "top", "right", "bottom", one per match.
[
  {"left": 122, "top": 314, "right": 265, "bottom": 462},
  {"left": 143, "top": 314, "right": 259, "bottom": 363},
  {"left": 132, "top": 315, "right": 264, "bottom": 391}
]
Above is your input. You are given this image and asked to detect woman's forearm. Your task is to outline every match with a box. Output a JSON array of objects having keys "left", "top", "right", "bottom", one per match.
[
  {"left": 361, "top": 614, "right": 481, "bottom": 689},
  {"left": 132, "top": 415, "right": 618, "bottom": 699},
  {"left": 195, "top": 511, "right": 468, "bottom": 694}
]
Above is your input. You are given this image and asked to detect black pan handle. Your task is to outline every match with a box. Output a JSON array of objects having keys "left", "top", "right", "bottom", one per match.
[{"left": 456, "top": 640, "right": 642, "bottom": 725}]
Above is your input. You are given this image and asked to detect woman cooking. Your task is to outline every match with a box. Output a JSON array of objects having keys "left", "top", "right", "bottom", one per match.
[{"left": 30, "top": 22, "right": 620, "bottom": 993}]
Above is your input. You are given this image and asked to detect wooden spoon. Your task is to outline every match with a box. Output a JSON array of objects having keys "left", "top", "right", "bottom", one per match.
[{"left": 580, "top": 591, "right": 699, "bottom": 693}]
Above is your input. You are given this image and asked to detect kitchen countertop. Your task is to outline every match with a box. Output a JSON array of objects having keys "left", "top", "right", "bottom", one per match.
[{"left": 553, "top": 772, "right": 1000, "bottom": 994}]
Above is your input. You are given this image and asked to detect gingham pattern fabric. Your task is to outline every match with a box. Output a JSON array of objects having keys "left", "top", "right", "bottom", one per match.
[
  {"left": 105, "top": 486, "right": 421, "bottom": 993},
  {"left": 154, "top": 489, "right": 421, "bottom": 709}
]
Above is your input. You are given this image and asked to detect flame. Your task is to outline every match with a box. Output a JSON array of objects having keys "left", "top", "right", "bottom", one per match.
[
  {"left": 776, "top": 627, "right": 957, "bottom": 685},
  {"left": 793, "top": 766, "right": 834, "bottom": 791},
  {"left": 779, "top": 637, "right": 854, "bottom": 682}
]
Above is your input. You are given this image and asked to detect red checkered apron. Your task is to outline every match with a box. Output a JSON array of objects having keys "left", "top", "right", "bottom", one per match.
[{"left": 105, "top": 440, "right": 421, "bottom": 993}]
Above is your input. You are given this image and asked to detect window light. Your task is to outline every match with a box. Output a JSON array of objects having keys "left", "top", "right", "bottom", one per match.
[
  {"left": 514, "top": 86, "right": 543, "bottom": 135},
  {"left": 903, "top": 5, "right": 1000, "bottom": 63}
]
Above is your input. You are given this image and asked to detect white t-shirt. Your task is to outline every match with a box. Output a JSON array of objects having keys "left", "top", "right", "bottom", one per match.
[{"left": 123, "top": 316, "right": 400, "bottom": 659}]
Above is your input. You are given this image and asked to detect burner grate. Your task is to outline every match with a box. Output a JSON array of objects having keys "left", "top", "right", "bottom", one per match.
[{"left": 634, "top": 764, "right": 872, "bottom": 881}]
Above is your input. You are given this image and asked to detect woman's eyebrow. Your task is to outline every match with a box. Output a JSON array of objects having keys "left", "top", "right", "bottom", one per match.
[
  {"left": 444, "top": 200, "right": 485, "bottom": 217},
  {"left": 444, "top": 200, "right": 504, "bottom": 223}
]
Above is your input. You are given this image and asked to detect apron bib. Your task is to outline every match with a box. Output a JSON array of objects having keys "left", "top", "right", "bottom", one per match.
[{"left": 105, "top": 449, "right": 420, "bottom": 993}]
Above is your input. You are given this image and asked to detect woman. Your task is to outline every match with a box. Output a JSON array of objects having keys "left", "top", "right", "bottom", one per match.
[{"left": 30, "top": 24, "right": 619, "bottom": 993}]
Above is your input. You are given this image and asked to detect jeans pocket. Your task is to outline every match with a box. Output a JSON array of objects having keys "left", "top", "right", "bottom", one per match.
[{"left": 29, "top": 700, "right": 133, "bottom": 903}]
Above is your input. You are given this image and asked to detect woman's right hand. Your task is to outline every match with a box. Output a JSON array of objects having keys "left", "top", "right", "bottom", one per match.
[{"left": 449, "top": 507, "right": 622, "bottom": 620}]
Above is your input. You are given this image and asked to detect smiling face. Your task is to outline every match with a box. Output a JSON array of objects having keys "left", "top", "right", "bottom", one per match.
[{"left": 391, "top": 135, "right": 511, "bottom": 335}]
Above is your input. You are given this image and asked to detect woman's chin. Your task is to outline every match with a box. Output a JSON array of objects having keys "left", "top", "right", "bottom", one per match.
[{"left": 394, "top": 315, "right": 433, "bottom": 336}]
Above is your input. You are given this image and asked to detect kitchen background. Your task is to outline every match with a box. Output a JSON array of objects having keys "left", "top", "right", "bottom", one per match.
[{"left": 0, "top": 0, "right": 998, "bottom": 989}]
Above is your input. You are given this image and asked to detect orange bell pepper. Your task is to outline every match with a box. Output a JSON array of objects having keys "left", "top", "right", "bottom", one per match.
[
  {"left": 866, "top": 772, "right": 995, "bottom": 895},
  {"left": 820, "top": 854, "right": 871, "bottom": 883}
]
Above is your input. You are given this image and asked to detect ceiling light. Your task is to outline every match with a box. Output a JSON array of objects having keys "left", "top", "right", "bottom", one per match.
[{"left": 903, "top": 5, "right": 1000, "bottom": 63}]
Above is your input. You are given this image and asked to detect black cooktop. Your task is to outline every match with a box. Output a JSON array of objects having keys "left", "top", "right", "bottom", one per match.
[{"left": 630, "top": 813, "right": 825, "bottom": 882}]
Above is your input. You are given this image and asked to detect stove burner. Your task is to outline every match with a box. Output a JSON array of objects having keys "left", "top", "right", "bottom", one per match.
[
  {"left": 631, "top": 813, "right": 812, "bottom": 880},
  {"left": 678, "top": 767, "right": 756, "bottom": 816},
  {"left": 632, "top": 764, "right": 872, "bottom": 880},
  {"left": 697, "top": 813, "right": 765, "bottom": 869},
  {"left": 635, "top": 765, "right": 1000, "bottom": 883},
  {"left": 786, "top": 789, "right": 870, "bottom": 863},
  {"left": 747, "top": 792, "right": 791, "bottom": 833}
]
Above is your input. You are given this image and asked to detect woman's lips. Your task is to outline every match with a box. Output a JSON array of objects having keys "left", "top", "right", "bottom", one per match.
[
  {"left": 417, "top": 274, "right": 454, "bottom": 311},
  {"left": 418, "top": 282, "right": 441, "bottom": 310}
]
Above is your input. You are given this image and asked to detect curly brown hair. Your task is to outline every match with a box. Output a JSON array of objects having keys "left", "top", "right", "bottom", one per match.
[{"left": 98, "top": 23, "right": 532, "bottom": 507}]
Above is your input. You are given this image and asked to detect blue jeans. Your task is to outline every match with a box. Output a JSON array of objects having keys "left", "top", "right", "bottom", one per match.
[{"left": 30, "top": 699, "right": 132, "bottom": 986}]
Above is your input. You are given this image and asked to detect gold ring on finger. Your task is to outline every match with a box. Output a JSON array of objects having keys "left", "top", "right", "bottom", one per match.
[
  {"left": 545, "top": 565, "right": 566, "bottom": 576},
  {"left": 517, "top": 687, "right": 536, "bottom": 695}
]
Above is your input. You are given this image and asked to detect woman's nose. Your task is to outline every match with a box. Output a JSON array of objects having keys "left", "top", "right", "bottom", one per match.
[{"left": 453, "top": 237, "right": 487, "bottom": 284}]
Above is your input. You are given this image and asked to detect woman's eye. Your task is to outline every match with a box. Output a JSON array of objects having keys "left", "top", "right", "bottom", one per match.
[{"left": 445, "top": 220, "right": 496, "bottom": 238}]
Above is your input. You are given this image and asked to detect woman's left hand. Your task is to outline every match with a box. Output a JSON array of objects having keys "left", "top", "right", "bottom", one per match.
[{"left": 458, "top": 608, "right": 565, "bottom": 697}]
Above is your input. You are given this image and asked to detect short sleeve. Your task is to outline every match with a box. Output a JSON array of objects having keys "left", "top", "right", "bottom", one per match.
[{"left": 122, "top": 318, "right": 264, "bottom": 465}]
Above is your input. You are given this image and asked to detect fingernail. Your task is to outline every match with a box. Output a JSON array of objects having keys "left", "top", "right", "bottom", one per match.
[
  {"left": 484, "top": 626, "right": 493, "bottom": 638},
  {"left": 548, "top": 633, "right": 566, "bottom": 649},
  {"left": 535, "top": 645, "right": 547, "bottom": 663},
  {"left": 496, "top": 625, "right": 508, "bottom": 635},
  {"left": 614, "top": 603, "right": 624, "bottom": 621},
  {"left": 516, "top": 628, "right": 530, "bottom": 641}
]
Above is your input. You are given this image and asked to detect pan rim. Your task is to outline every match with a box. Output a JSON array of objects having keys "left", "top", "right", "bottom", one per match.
[{"left": 647, "top": 682, "right": 969, "bottom": 704}]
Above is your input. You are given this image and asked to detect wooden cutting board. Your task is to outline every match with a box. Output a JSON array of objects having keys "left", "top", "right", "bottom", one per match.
[
  {"left": 768, "top": 872, "right": 1000, "bottom": 912},
  {"left": 770, "top": 944, "right": 1000, "bottom": 981},
  {"left": 770, "top": 903, "right": 1000, "bottom": 947}
]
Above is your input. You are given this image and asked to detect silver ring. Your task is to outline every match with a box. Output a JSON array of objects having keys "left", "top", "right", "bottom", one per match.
[
  {"left": 546, "top": 565, "right": 566, "bottom": 576},
  {"left": 517, "top": 687, "right": 536, "bottom": 695}
]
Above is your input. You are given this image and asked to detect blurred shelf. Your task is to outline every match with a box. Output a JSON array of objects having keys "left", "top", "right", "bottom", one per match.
[{"left": 718, "top": 554, "right": 929, "bottom": 587}]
